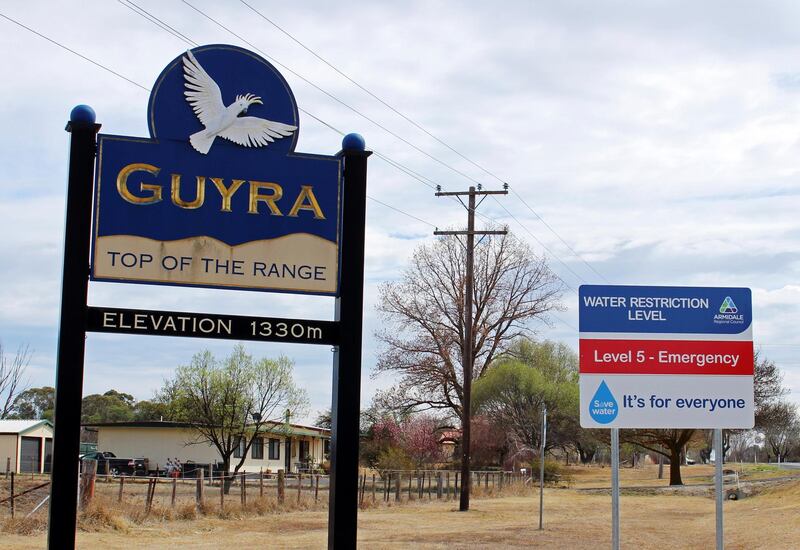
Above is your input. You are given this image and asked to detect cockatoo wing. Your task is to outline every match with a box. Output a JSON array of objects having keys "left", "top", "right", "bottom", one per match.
[
  {"left": 218, "top": 117, "right": 297, "bottom": 148},
  {"left": 183, "top": 51, "right": 225, "bottom": 127}
]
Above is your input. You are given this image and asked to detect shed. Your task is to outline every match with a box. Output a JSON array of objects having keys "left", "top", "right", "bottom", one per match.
[{"left": 0, "top": 419, "right": 54, "bottom": 474}]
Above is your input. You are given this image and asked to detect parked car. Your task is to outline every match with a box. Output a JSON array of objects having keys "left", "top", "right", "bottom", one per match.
[{"left": 80, "top": 451, "right": 147, "bottom": 476}]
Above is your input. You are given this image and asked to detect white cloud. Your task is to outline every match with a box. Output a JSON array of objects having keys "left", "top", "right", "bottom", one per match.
[{"left": 0, "top": 0, "right": 798, "bottom": 417}]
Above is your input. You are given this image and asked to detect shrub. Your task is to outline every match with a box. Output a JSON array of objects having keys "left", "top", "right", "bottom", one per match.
[
  {"left": 528, "top": 459, "right": 571, "bottom": 485},
  {"left": 376, "top": 446, "right": 415, "bottom": 473}
]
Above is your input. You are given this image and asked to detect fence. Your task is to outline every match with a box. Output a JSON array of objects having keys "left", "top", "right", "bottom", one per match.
[
  {"left": 2, "top": 464, "right": 530, "bottom": 520},
  {"left": 359, "top": 470, "right": 526, "bottom": 505}
]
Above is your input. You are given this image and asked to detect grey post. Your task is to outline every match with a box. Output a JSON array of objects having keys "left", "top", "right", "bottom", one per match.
[
  {"left": 715, "top": 428, "right": 724, "bottom": 550},
  {"left": 611, "top": 428, "right": 620, "bottom": 550},
  {"left": 538, "top": 406, "right": 547, "bottom": 530}
]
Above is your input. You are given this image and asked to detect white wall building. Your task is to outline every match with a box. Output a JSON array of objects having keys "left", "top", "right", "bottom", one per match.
[
  {"left": 0, "top": 419, "right": 54, "bottom": 474},
  {"left": 84, "top": 420, "right": 330, "bottom": 474}
]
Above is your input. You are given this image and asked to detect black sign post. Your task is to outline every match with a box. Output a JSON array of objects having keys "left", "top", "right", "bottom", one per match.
[
  {"left": 48, "top": 105, "right": 369, "bottom": 550},
  {"left": 329, "top": 136, "right": 370, "bottom": 549},
  {"left": 48, "top": 106, "right": 100, "bottom": 549}
]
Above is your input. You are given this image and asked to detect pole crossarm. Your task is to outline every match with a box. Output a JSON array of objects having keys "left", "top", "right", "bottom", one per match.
[
  {"left": 435, "top": 190, "right": 509, "bottom": 197},
  {"left": 434, "top": 230, "right": 508, "bottom": 236}
]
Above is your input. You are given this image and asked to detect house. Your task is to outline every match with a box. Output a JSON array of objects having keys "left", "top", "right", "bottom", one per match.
[
  {"left": 83, "top": 420, "right": 330, "bottom": 474},
  {"left": 0, "top": 419, "right": 54, "bottom": 474}
]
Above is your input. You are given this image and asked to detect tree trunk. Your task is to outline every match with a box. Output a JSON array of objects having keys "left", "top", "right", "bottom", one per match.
[
  {"left": 222, "top": 458, "right": 233, "bottom": 494},
  {"left": 668, "top": 447, "right": 683, "bottom": 486}
]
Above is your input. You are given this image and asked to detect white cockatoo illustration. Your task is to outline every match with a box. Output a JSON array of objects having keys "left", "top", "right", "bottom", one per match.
[{"left": 183, "top": 50, "right": 297, "bottom": 154}]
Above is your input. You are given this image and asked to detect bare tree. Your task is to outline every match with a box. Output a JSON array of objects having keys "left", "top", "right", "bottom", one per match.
[
  {"left": 761, "top": 401, "right": 800, "bottom": 462},
  {"left": 375, "top": 231, "right": 562, "bottom": 507},
  {"left": 0, "top": 343, "right": 30, "bottom": 419},
  {"left": 375, "top": 232, "right": 563, "bottom": 418}
]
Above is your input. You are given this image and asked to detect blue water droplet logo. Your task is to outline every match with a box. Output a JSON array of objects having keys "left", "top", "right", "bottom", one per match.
[{"left": 589, "top": 380, "right": 618, "bottom": 424}]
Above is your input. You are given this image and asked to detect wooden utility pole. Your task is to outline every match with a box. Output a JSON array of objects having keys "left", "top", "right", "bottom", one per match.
[{"left": 434, "top": 184, "right": 508, "bottom": 512}]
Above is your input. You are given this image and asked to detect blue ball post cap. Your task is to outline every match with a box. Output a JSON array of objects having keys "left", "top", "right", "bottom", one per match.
[
  {"left": 70, "top": 104, "right": 96, "bottom": 124},
  {"left": 342, "top": 133, "right": 365, "bottom": 151}
]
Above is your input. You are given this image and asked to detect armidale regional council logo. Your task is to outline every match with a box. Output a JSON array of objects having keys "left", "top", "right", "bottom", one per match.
[{"left": 714, "top": 296, "right": 744, "bottom": 325}]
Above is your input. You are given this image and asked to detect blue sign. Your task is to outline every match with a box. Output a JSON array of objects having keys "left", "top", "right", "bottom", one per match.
[
  {"left": 579, "top": 285, "right": 752, "bottom": 334},
  {"left": 91, "top": 45, "right": 342, "bottom": 295}
]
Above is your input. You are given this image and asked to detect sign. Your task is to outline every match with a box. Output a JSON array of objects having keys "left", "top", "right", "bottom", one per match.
[
  {"left": 51, "top": 46, "right": 369, "bottom": 549},
  {"left": 579, "top": 285, "right": 754, "bottom": 428},
  {"left": 86, "top": 306, "right": 339, "bottom": 345},
  {"left": 91, "top": 45, "right": 342, "bottom": 295}
]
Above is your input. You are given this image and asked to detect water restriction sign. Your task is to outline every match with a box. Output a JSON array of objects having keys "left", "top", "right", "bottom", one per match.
[{"left": 579, "top": 285, "right": 754, "bottom": 429}]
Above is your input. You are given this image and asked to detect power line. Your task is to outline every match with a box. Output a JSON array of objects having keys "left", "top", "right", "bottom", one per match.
[
  {"left": 181, "top": 0, "right": 489, "bottom": 189},
  {"left": 174, "top": 2, "right": 592, "bottom": 289},
  {"left": 0, "top": 10, "right": 438, "bottom": 233},
  {"left": 121, "top": 0, "right": 592, "bottom": 291},
  {"left": 3, "top": 5, "right": 589, "bottom": 295},
  {"left": 0, "top": 12, "right": 148, "bottom": 92},
  {"left": 507, "top": 187, "right": 609, "bottom": 283},
  {"left": 234, "top": 0, "right": 608, "bottom": 284},
  {"left": 117, "top": 0, "right": 198, "bottom": 47}
]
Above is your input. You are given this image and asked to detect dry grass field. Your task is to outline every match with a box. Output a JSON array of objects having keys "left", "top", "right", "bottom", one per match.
[{"left": 2, "top": 464, "right": 798, "bottom": 549}]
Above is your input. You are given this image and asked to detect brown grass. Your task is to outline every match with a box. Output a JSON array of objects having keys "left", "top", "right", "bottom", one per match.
[{"left": 1, "top": 466, "right": 798, "bottom": 548}]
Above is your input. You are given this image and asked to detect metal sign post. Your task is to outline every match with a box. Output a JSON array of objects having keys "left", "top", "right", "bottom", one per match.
[
  {"left": 48, "top": 106, "right": 100, "bottom": 550},
  {"left": 328, "top": 137, "right": 370, "bottom": 549},
  {"left": 538, "top": 406, "right": 547, "bottom": 530},
  {"left": 611, "top": 428, "right": 620, "bottom": 550},
  {"left": 715, "top": 428, "right": 724, "bottom": 550}
]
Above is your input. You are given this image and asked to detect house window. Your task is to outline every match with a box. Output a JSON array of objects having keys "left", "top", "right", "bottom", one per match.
[
  {"left": 268, "top": 438, "right": 280, "bottom": 460},
  {"left": 233, "top": 436, "right": 246, "bottom": 458},
  {"left": 323, "top": 439, "right": 331, "bottom": 458},
  {"left": 251, "top": 437, "right": 264, "bottom": 459}
]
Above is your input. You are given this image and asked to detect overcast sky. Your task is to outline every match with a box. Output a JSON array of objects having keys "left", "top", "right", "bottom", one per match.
[{"left": 1, "top": 1, "right": 798, "bottom": 423}]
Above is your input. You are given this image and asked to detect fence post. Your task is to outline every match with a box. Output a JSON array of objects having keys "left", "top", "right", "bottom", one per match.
[
  {"left": 195, "top": 468, "right": 204, "bottom": 508},
  {"left": 10, "top": 471, "right": 15, "bottom": 518},
  {"left": 455, "top": 472, "right": 459, "bottom": 497},
  {"left": 317, "top": 474, "right": 321, "bottom": 504},
  {"left": 220, "top": 473, "right": 225, "bottom": 509},
  {"left": 446, "top": 472, "right": 450, "bottom": 500},
  {"left": 407, "top": 473, "right": 413, "bottom": 500},
  {"left": 485, "top": 472, "right": 489, "bottom": 490},
  {"left": 171, "top": 476, "right": 177, "bottom": 508},
  {"left": 143, "top": 478, "right": 152, "bottom": 514},
  {"left": 437, "top": 472, "right": 443, "bottom": 499},
  {"left": 384, "top": 472, "right": 389, "bottom": 502},
  {"left": 427, "top": 471, "right": 432, "bottom": 500},
  {"left": 241, "top": 472, "right": 247, "bottom": 507},
  {"left": 395, "top": 472, "right": 401, "bottom": 502},
  {"left": 297, "top": 472, "right": 302, "bottom": 503},
  {"left": 372, "top": 473, "right": 376, "bottom": 502},
  {"left": 259, "top": 468, "right": 264, "bottom": 498},
  {"left": 118, "top": 475, "right": 125, "bottom": 503},
  {"left": 79, "top": 459, "right": 97, "bottom": 510},
  {"left": 277, "top": 469, "right": 285, "bottom": 505}
]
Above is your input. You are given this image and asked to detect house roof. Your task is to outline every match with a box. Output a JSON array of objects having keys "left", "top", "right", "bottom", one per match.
[
  {"left": 82, "top": 420, "right": 330, "bottom": 438},
  {"left": 0, "top": 419, "right": 53, "bottom": 435}
]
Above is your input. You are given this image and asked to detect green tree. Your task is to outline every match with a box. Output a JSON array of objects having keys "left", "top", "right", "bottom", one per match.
[
  {"left": 133, "top": 399, "right": 170, "bottom": 421},
  {"left": 9, "top": 386, "right": 54, "bottom": 420},
  {"left": 158, "top": 344, "right": 308, "bottom": 490},
  {"left": 80, "top": 390, "right": 136, "bottom": 423},
  {"left": 473, "top": 340, "right": 579, "bottom": 458}
]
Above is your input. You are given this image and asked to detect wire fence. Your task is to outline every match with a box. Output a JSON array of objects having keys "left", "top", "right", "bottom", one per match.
[{"left": 2, "top": 464, "right": 532, "bottom": 520}]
